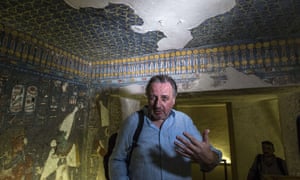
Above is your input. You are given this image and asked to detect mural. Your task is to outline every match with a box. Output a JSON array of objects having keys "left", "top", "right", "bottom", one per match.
[
  {"left": 91, "top": 38, "right": 300, "bottom": 89},
  {"left": 1, "top": 27, "right": 300, "bottom": 89},
  {"left": 0, "top": 69, "right": 105, "bottom": 180},
  {"left": 0, "top": 134, "right": 33, "bottom": 180},
  {"left": 24, "top": 86, "right": 38, "bottom": 113},
  {"left": 9, "top": 85, "right": 25, "bottom": 113},
  {"left": 0, "top": 24, "right": 300, "bottom": 179},
  {"left": 0, "top": 27, "right": 90, "bottom": 85}
]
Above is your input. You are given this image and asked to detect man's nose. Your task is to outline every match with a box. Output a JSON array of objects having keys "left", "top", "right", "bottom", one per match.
[{"left": 154, "top": 98, "right": 162, "bottom": 106}]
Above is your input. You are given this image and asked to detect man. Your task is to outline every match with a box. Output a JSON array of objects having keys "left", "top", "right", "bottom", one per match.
[
  {"left": 109, "top": 74, "right": 222, "bottom": 180},
  {"left": 247, "top": 141, "right": 288, "bottom": 180}
]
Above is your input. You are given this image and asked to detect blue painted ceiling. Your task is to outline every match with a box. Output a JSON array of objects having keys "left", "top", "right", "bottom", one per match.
[{"left": 0, "top": 0, "right": 299, "bottom": 62}]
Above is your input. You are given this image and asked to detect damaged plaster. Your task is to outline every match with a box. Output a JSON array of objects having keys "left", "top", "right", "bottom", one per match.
[
  {"left": 64, "top": 0, "right": 235, "bottom": 51},
  {"left": 119, "top": 67, "right": 272, "bottom": 95}
]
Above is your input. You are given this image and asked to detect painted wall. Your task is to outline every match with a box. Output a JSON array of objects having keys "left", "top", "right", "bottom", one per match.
[
  {"left": 0, "top": 68, "right": 91, "bottom": 179},
  {"left": 1, "top": 61, "right": 300, "bottom": 180},
  {"left": 1, "top": 27, "right": 300, "bottom": 179}
]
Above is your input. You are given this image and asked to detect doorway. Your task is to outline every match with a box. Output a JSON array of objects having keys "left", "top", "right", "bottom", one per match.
[{"left": 176, "top": 103, "right": 233, "bottom": 180}]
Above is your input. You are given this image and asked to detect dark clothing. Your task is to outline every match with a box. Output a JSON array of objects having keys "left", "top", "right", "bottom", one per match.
[
  {"left": 247, "top": 154, "right": 288, "bottom": 180},
  {"left": 103, "top": 133, "right": 118, "bottom": 180}
]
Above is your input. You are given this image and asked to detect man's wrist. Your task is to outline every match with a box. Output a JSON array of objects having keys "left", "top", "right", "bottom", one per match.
[{"left": 200, "top": 151, "right": 220, "bottom": 172}]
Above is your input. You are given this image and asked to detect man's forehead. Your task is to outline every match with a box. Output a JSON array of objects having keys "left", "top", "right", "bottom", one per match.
[
  {"left": 150, "top": 82, "right": 173, "bottom": 93},
  {"left": 262, "top": 144, "right": 273, "bottom": 148}
]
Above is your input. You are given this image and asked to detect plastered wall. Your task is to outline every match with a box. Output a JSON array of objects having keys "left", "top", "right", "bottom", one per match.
[
  {"left": 231, "top": 98, "right": 285, "bottom": 179},
  {"left": 278, "top": 92, "right": 300, "bottom": 176}
]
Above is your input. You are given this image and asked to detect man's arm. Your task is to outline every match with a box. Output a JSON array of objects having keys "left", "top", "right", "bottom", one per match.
[
  {"left": 109, "top": 112, "right": 140, "bottom": 180},
  {"left": 109, "top": 156, "right": 129, "bottom": 180},
  {"left": 246, "top": 155, "right": 260, "bottom": 180}
]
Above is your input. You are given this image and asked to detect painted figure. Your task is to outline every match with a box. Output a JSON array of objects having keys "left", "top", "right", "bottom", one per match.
[
  {"left": 39, "top": 107, "right": 80, "bottom": 180},
  {"left": 0, "top": 135, "right": 33, "bottom": 180}
]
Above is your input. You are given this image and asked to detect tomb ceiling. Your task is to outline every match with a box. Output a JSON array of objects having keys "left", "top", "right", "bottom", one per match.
[{"left": 0, "top": 0, "right": 299, "bottom": 62}]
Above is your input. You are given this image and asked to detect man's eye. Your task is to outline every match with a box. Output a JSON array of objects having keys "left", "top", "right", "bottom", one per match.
[
  {"left": 161, "top": 97, "right": 169, "bottom": 101},
  {"left": 149, "top": 96, "right": 156, "bottom": 101}
]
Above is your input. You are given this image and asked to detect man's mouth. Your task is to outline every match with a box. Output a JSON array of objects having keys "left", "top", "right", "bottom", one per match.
[{"left": 154, "top": 110, "right": 163, "bottom": 115}]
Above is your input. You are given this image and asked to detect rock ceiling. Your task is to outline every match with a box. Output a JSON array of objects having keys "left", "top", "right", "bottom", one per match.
[{"left": 0, "top": 0, "right": 299, "bottom": 62}]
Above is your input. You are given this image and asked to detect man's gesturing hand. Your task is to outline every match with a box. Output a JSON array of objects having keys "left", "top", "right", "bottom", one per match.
[{"left": 174, "top": 129, "right": 219, "bottom": 171}]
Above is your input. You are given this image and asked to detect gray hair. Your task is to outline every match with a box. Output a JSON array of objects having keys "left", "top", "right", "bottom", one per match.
[{"left": 145, "top": 75, "right": 177, "bottom": 97}]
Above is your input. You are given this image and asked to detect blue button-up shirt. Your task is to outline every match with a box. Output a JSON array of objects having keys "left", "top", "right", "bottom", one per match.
[{"left": 109, "top": 107, "right": 222, "bottom": 180}]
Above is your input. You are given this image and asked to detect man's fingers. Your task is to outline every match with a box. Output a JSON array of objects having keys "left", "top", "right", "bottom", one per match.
[
  {"left": 174, "top": 141, "right": 193, "bottom": 159},
  {"left": 182, "top": 132, "right": 199, "bottom": 145},
  {"left": 202, "top": 129, "right": 210, "bottom": 143},
  {"left": 176, "top": 134, "right": 197, "bottom": 152},
  {"left": 176, "top": 134, "right": 190, "bottom": 145}
]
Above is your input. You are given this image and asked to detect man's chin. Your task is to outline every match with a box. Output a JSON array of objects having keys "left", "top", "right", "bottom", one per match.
[{"left": 152, "top": 114, "right": 165, "bottom": 121}]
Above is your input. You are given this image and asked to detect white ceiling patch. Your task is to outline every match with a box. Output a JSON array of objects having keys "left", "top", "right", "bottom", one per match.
[{"left": 64, "top": 0, "right": 235, "bottom": 51}]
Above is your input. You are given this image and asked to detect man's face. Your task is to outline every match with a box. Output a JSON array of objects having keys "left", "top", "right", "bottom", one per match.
[
  {"left": 262, "top": 143, "right": 274, "bottom": 156},
  {"left": 147, "top": 82, "right": 175, "bottom": 121}
]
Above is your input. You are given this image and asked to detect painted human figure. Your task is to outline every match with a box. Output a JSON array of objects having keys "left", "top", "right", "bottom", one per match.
[
  {"left": 0, "top": 135, "right": 33, "bottom": 180},
  {"left": 39, "top": 107, "right": 80, "bottom": 180}
]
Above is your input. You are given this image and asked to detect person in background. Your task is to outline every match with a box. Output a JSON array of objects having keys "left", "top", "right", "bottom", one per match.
[
  {"left": 109, "top": 74, "right": 222, "bottom": 180},
  {"left": 247, "top": 140, "right": 288, "bottom": 180}
]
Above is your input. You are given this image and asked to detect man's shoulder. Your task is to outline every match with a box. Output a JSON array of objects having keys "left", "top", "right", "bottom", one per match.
[
  {"left": 171, "top": 109, "right": 194, "bottom": 124},
  {"left": 123, "top": 111, "right": 141, "bottom": 127},
  {"left": 172, "top": 109, "right": 189, "bottom": 117},
  {"left": 255, "top": 154, "right": 263, "bottom": 161},
  {"left": 275, "top": 156, "right": 285, "bottom": 162}
]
